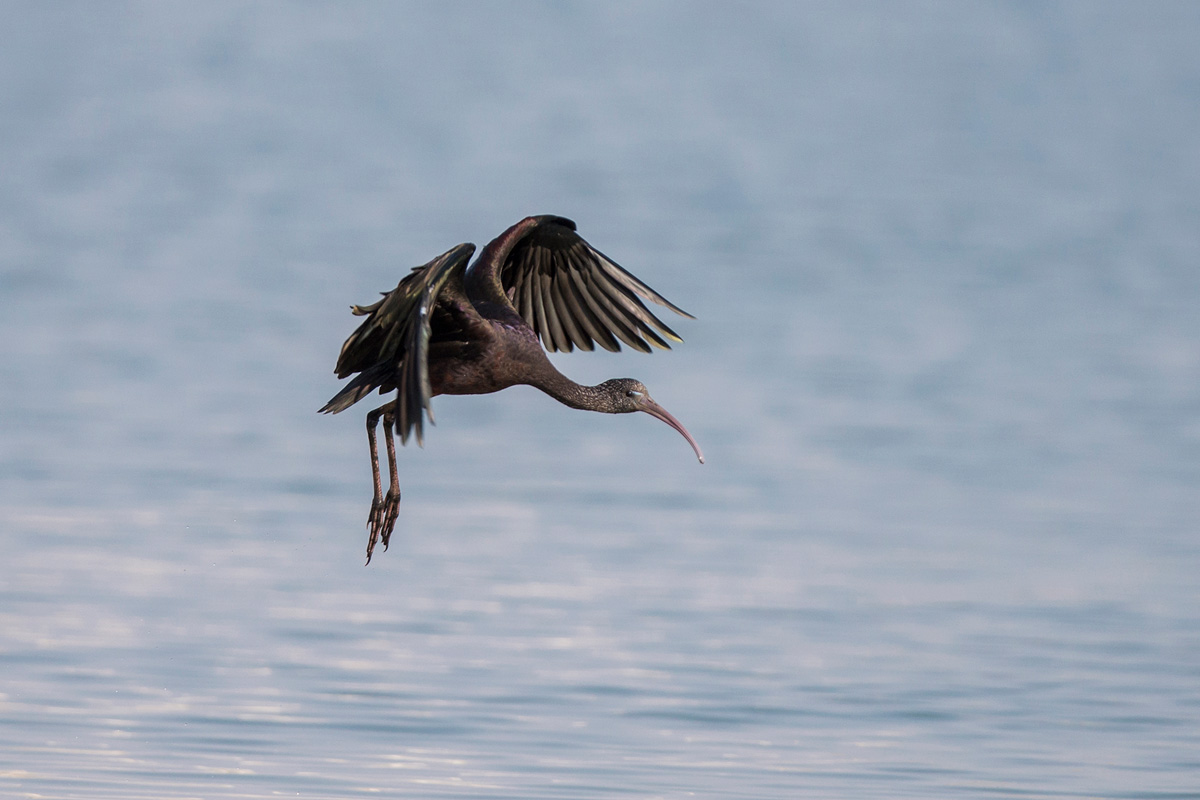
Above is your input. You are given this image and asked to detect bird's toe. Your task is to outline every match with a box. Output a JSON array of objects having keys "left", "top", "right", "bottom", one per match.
[{"left": 379, "top": 490, "right": 401, "bottom": 550}]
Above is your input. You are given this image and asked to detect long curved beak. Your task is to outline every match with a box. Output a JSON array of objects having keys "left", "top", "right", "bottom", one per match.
[{"left": 637, "top": 396, "right": 705, "bottom": 464}]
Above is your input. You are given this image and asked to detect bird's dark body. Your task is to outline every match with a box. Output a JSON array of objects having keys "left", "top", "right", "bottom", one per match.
[
  {"left": 322, "top": 215, "right": 703, "bottom": 562},
  {"left": 428, "top": 318, "right": 536, "bottom": 398}
]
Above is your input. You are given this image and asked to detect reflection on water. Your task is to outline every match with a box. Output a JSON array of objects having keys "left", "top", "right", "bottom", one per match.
[{"left": 3, "top": 3, "right": 1200, "bottom": 798}]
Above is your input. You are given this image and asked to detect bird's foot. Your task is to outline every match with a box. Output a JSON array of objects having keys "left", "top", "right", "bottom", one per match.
[
  {"left": 365, "top": 489, "right": 401, "bottom": 564},
  {"left": 379, "top": 488, "right": 400, "bottom": 550}
]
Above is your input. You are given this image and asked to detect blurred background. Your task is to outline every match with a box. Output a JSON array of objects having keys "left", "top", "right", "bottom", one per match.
[{"left": 2, "top": 2, "right": 1198, "bottom": 798}]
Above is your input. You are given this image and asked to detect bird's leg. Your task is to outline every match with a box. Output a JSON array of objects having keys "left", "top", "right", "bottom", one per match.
[
  {"left": 378, "top": 408, "right": 402, "bottom": 552},
  {"left": 364, "top": 401, "right": 394, "bottom": 564}
]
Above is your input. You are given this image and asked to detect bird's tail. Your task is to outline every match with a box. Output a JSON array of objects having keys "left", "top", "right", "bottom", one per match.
[{"left": 319, "top": 363, "right": 391, "bottom": 414}]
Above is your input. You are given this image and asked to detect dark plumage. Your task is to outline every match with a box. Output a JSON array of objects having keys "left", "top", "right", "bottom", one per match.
[{"left": 321, "top": 215, "right": 703, "bottom": 562}]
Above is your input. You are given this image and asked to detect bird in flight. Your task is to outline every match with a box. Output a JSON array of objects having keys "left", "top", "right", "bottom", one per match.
[{"left": 321, "top": 215, "right": 703, "bottom": 562}]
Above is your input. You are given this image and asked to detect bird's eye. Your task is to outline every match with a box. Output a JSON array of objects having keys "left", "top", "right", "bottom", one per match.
[{"left": 627, "top": 390, "right": 644, "bottom": 399}]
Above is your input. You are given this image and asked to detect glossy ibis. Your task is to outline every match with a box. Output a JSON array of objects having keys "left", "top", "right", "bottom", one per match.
[{"left": 321, "top": 215, "right": 703, "bottom": 562}]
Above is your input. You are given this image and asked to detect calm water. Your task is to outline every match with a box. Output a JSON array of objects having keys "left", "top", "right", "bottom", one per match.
[{"left": 3, "top": 3, "right": 1200, "bottom": 798}]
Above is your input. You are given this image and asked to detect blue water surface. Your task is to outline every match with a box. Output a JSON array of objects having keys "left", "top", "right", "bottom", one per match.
[{"left": 2, "top": 3, "right": 1199, "bottom": 798}]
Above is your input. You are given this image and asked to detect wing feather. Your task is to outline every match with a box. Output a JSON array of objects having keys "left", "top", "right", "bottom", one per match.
[
  {"left": 585, "top": 261, "right": 676, "bottom": 349},
  {"left": 496, "top": 217, "right": 692, "bottom": 355},
  {"left": 562, "top": 260, "right": 622, "bottom": 351},
  {"left": 549, "top": 267, "right": 590, "bottom": 351},
  {"left": 579, "top": 268, "right": 653, "bottom": 353},
  {"left": 538, "top": 260, "right": 570, "bottom": 352},
  {"left": 320, "top": 242, "right": 476, "bottom": 447},
  {"left": 518, "top": 265, "right": 535, "bottom": 329},
  {"left": 529, "top": 259, "right": 549, "bottom": 347}
]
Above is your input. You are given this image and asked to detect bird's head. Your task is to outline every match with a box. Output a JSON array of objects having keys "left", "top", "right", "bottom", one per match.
[{"left": 600, "top": 378, "right": 705, "bottom": 463}]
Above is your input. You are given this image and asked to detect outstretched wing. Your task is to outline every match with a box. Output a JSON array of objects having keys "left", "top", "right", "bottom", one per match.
[
  {"left": 320, "top": 242, "right": 476, "bottom": 446},
  {"left": 497, "top": 216, "right": 694, "bottom": 353}
]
